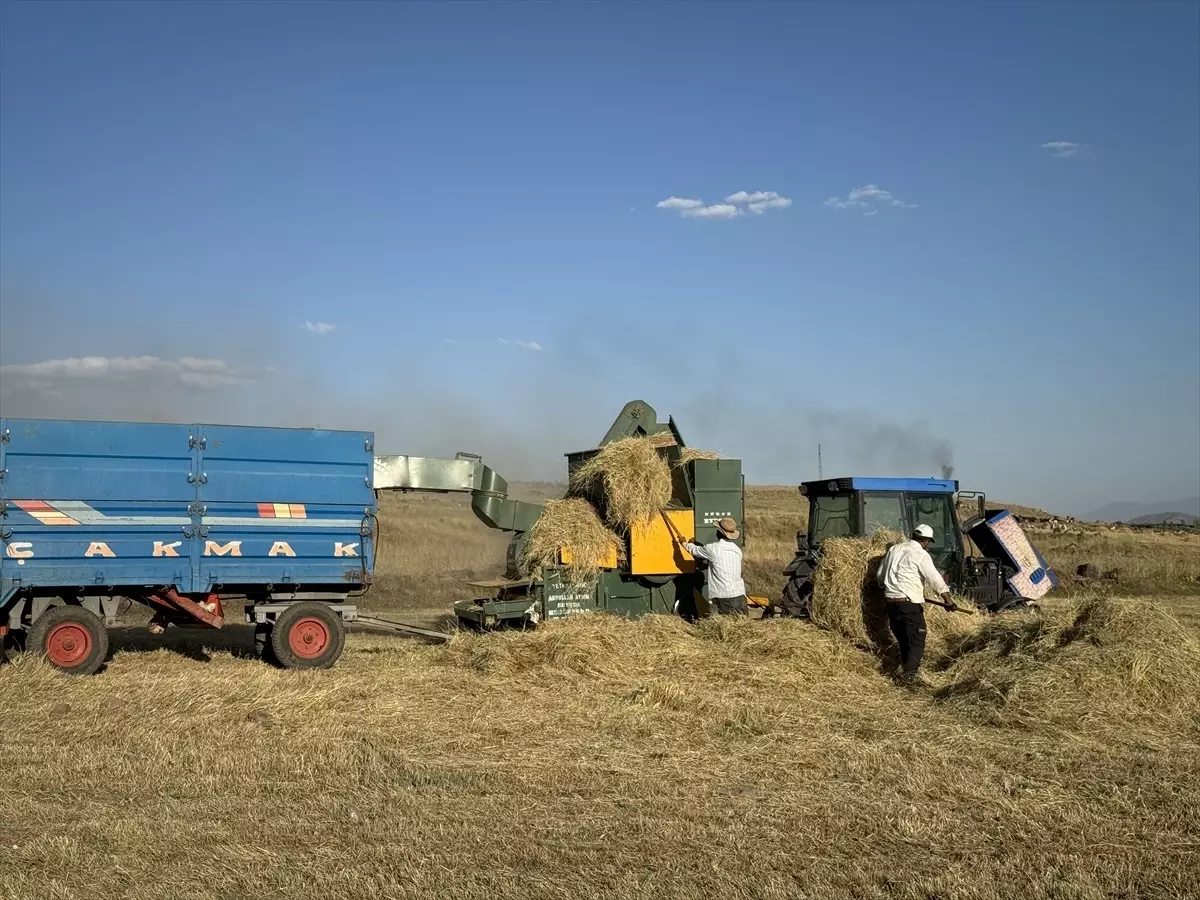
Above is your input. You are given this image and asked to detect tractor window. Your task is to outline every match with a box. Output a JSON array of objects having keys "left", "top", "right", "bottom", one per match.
[
  {"left": 810, "top": 495, "right": 852, "bottom": 543},
  {"left": 862, "top": 493, "right": 906, "bottom": 537},
  {"left": 908, "top": 494, "right": 956, "bottom": 552}
]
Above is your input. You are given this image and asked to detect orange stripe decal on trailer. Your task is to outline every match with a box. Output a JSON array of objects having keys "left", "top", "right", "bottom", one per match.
[
  {"left": 13, "top": 500, "right": 81, "bottom": 526},
  {"left": 256, "top": 503, "right": 306, "bottom": 519}
]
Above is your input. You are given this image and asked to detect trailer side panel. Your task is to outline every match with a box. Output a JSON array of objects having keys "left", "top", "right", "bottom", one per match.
[{"left": 1, "top": 418, "right": 376, "bottom": 603}]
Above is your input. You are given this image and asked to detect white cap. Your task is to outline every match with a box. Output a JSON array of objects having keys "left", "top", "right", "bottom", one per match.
[{"left": 913, "top": 524, "right": 935, "bottom": 539}]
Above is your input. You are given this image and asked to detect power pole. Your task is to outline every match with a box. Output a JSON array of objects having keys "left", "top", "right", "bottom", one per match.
[{"left": 817, "top": 443, "right": 823, "bottom": 480}]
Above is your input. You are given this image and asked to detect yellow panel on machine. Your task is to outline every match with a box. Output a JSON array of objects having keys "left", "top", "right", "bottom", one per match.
[
  {"left": 629, "top": 509, "right": 695, "bottom": 576},
  {"left": 559, "top": 543, "right": 620, "bottom": 569}
]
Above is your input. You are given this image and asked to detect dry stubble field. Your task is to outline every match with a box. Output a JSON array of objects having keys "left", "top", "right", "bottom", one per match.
[{"left": 2, "top": 486, "right": 1198, "bottom": 900}]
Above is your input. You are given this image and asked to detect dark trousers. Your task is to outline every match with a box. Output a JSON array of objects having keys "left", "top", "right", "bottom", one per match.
[
  {"left": 713, "top": 595, "right": 748, "bottom": 616},
  {"left": 886, "top": 601, "right": 927, "bottom": 675}
]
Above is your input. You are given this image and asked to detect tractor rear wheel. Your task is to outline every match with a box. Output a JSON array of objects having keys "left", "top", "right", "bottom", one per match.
[
  {"left": 28, "top": 605, "right": 109, "bottom": 675},
  {"left": 269, "top": 602, "right": 345, "bottom": 670}
]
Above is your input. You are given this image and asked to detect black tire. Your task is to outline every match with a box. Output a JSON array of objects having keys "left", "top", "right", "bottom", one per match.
[
  {"left": 28, "top": 605, "right": 109, "bottom": 675},
  {"left": 3, "top": 628, "right": 27, "bottom": 655},
  {"left": 269, "top": 602, "right": 345, "bottom": 670},
  {"left": 254, "top": 623, "right": 279, "bottom": 665}
]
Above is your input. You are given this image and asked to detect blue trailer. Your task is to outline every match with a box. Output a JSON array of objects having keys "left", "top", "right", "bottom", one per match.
[{"left": 0, "top": 417, "right": 397, "bottom": 673}]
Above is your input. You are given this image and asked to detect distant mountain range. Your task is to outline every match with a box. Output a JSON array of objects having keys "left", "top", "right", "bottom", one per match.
[
  {"left": 1084, "top": 497, "right": 1200, "bottom": 523},
  {"left": 1127, "top": 512, "right": 1200, "bottom": 526}
]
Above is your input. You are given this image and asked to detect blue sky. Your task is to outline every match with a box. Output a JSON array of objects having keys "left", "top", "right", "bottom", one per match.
[{"left": 1, "top": 1, "right": 1198, "bottom": 516}]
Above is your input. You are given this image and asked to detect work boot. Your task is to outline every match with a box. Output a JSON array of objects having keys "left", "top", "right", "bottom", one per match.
[{"left": 897, "top": 672, "right": 932, "bottom": 690}]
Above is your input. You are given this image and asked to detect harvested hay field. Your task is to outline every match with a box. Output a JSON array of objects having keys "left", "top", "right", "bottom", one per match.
[
  {"left": 570, "top": 436, "right": 672, "bottom": 528},
  {"left": 520, "top": 497, "right": 622, "bottom": 584},
  {"left": 3, "top": 596, "right": 1200, "bottom": 900}
]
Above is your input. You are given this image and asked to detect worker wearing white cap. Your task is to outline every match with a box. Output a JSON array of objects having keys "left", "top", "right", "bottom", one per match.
[{"left": 877, "top": 523, "right": 957, "bottom": 684}]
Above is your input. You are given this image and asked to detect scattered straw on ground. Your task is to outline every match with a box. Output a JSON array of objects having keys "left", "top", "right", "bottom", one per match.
[
  {"left": 933, "top": 595, "right": 1200, "bottom": 745},
  {"left": 569, "top": 436, "right": 672, "bottom": 529},
  {"left": 520, "top": 498, "right": 622, "bottom": 584},
  {"left": 4, "top": 605, "right": 1198, "bottom": 900}
]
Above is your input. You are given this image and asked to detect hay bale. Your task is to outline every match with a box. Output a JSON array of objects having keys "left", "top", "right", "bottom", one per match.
[
  {"left": 520, "top": 498, "right": 622, "bottom": 585},
  {"left": 810, "top": 529, "right": 982, "bottom": 656},
  {"left": 810, "top": 529, "right": 902, "bottom": 649},
  {"left": 569, "top": 437, "right": 672, "bottom": 529},
  {"left": 932, "top": 596, "right": 1200, "bottom": 744}
]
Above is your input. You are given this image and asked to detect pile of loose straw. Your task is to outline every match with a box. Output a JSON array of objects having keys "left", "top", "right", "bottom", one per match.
[
  {"left": 520, "top": 498, "right": 622, "bottom": 585},
  {"left": 932, "top": 595, "right": 1200, "bottom": 743},
  {"left": 675, "top": 448, "right": 722, "bottom": 466},
  {"left": 569, "top": 436, "right": 673, "bottom": 530},
  {"left": 809, "top": 529, "right": 982, "bottom": 656},
  {"left": 520, "top": 436, "right": 726, "bottom": 584}
]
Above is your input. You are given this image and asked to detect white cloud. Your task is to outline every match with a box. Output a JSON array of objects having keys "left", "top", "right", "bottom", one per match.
[
  {"left": 497, "top": 338, "right": 543, "bottom": 351},
  {"left": 1041, "top": 141, "right": 1087, "bottom": 158},
  {"left": 824, "top": 184, "right": 917, "bottom": 215},
  {"left": 681, "top": 203, "right": 742, "bottom": 220},
  {"left": 724, "top": 191, "right": 769, "bottom": 204},
  {"left": 303, "top": 321, "right": 337, "bottom": 335},
  {"left": 656, "top": 197, "right": 704, "bottom": 210},
  {"left": 748, "top": 197, "right": 792, "bottom": 214},
  {"left": 442, "top": 338, "right": 457, "bottom": 345},
  {"left": 657, "top": 189, "right": 792, "bottom": 220},
  {"left": 0, "top": 355, "right": 247, "bottom": 392}
]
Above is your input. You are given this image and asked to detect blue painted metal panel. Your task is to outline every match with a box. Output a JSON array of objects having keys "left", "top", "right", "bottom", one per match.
[
  {"left": 2, "top": 418, "right": 195, "bottom": 501},
  {"left": 198, "top": 424, "right": 374, "bottom": 506},
  {"left": 849, "top": 478, "right": 957, "bottom": 493},
  {"left": 802, "top": 477, "right": 958, "bottom": 494},
  {"left": 2, "top": 417, "right": 378, "bottom": 603},
  {"left": 196, "top": 519, "right": 371, "bottom": 591}
]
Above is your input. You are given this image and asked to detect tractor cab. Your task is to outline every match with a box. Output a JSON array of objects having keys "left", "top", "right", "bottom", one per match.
[
  {"left": 776, "top": 477, "right": 1057, "bottom": 618},
  {"left": 803, "top": 477, "right": 965, "bottom": 572}
]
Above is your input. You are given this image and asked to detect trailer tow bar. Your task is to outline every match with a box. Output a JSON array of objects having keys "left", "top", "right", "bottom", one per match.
[{"left": 348, "top": 616, "right": 453, "bottom": 644}]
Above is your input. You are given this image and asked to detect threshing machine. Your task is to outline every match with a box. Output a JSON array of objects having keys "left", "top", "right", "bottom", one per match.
[
  {"left": 775, "top": 477, "right": 1058, "bottom": 617},
  {"left": 1, "top": 401, "right": 740, "bottom": 675},
  {"left": 376, "top": 400, "right": 744, "bottom": 629}
]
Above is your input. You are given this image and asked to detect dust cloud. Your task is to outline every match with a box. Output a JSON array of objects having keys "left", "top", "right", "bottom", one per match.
[{"left": 0, "top": 308, "right": 956, "bottom": 486}]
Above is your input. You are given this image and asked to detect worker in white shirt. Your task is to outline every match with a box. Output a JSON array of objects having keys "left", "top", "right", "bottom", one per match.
[
  {"left": 679, "top": 517, "right": 747, "bottom": 616},
  {"left": 877, "top": 523, "right": 958, "bottom": 683}
]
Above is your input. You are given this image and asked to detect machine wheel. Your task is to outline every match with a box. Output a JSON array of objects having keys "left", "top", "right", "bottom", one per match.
[
  {"left": 254, "top": 623, "right": 279, "bottom": 665},
  {"left": 993, "top": 594, "right": 1032, "bottom": 614},
  {"left": 28, "top": 605, "right": 109, "bottom": 675},
  {"left": 269, "top": 602, "right": 345, "bottom": 670}
]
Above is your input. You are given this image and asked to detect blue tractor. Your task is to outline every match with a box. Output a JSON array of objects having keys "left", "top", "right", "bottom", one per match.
[{"left": 774, "top": 477, "right": 1058, "bottom": 617}]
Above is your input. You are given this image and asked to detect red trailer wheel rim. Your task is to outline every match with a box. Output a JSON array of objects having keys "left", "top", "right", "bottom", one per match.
[
  {"left": 46, "top": 623, "right": 93, "bottom": 667},
  {"left": 288, "top": 618, "right": 330, "bottom": 658}
]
